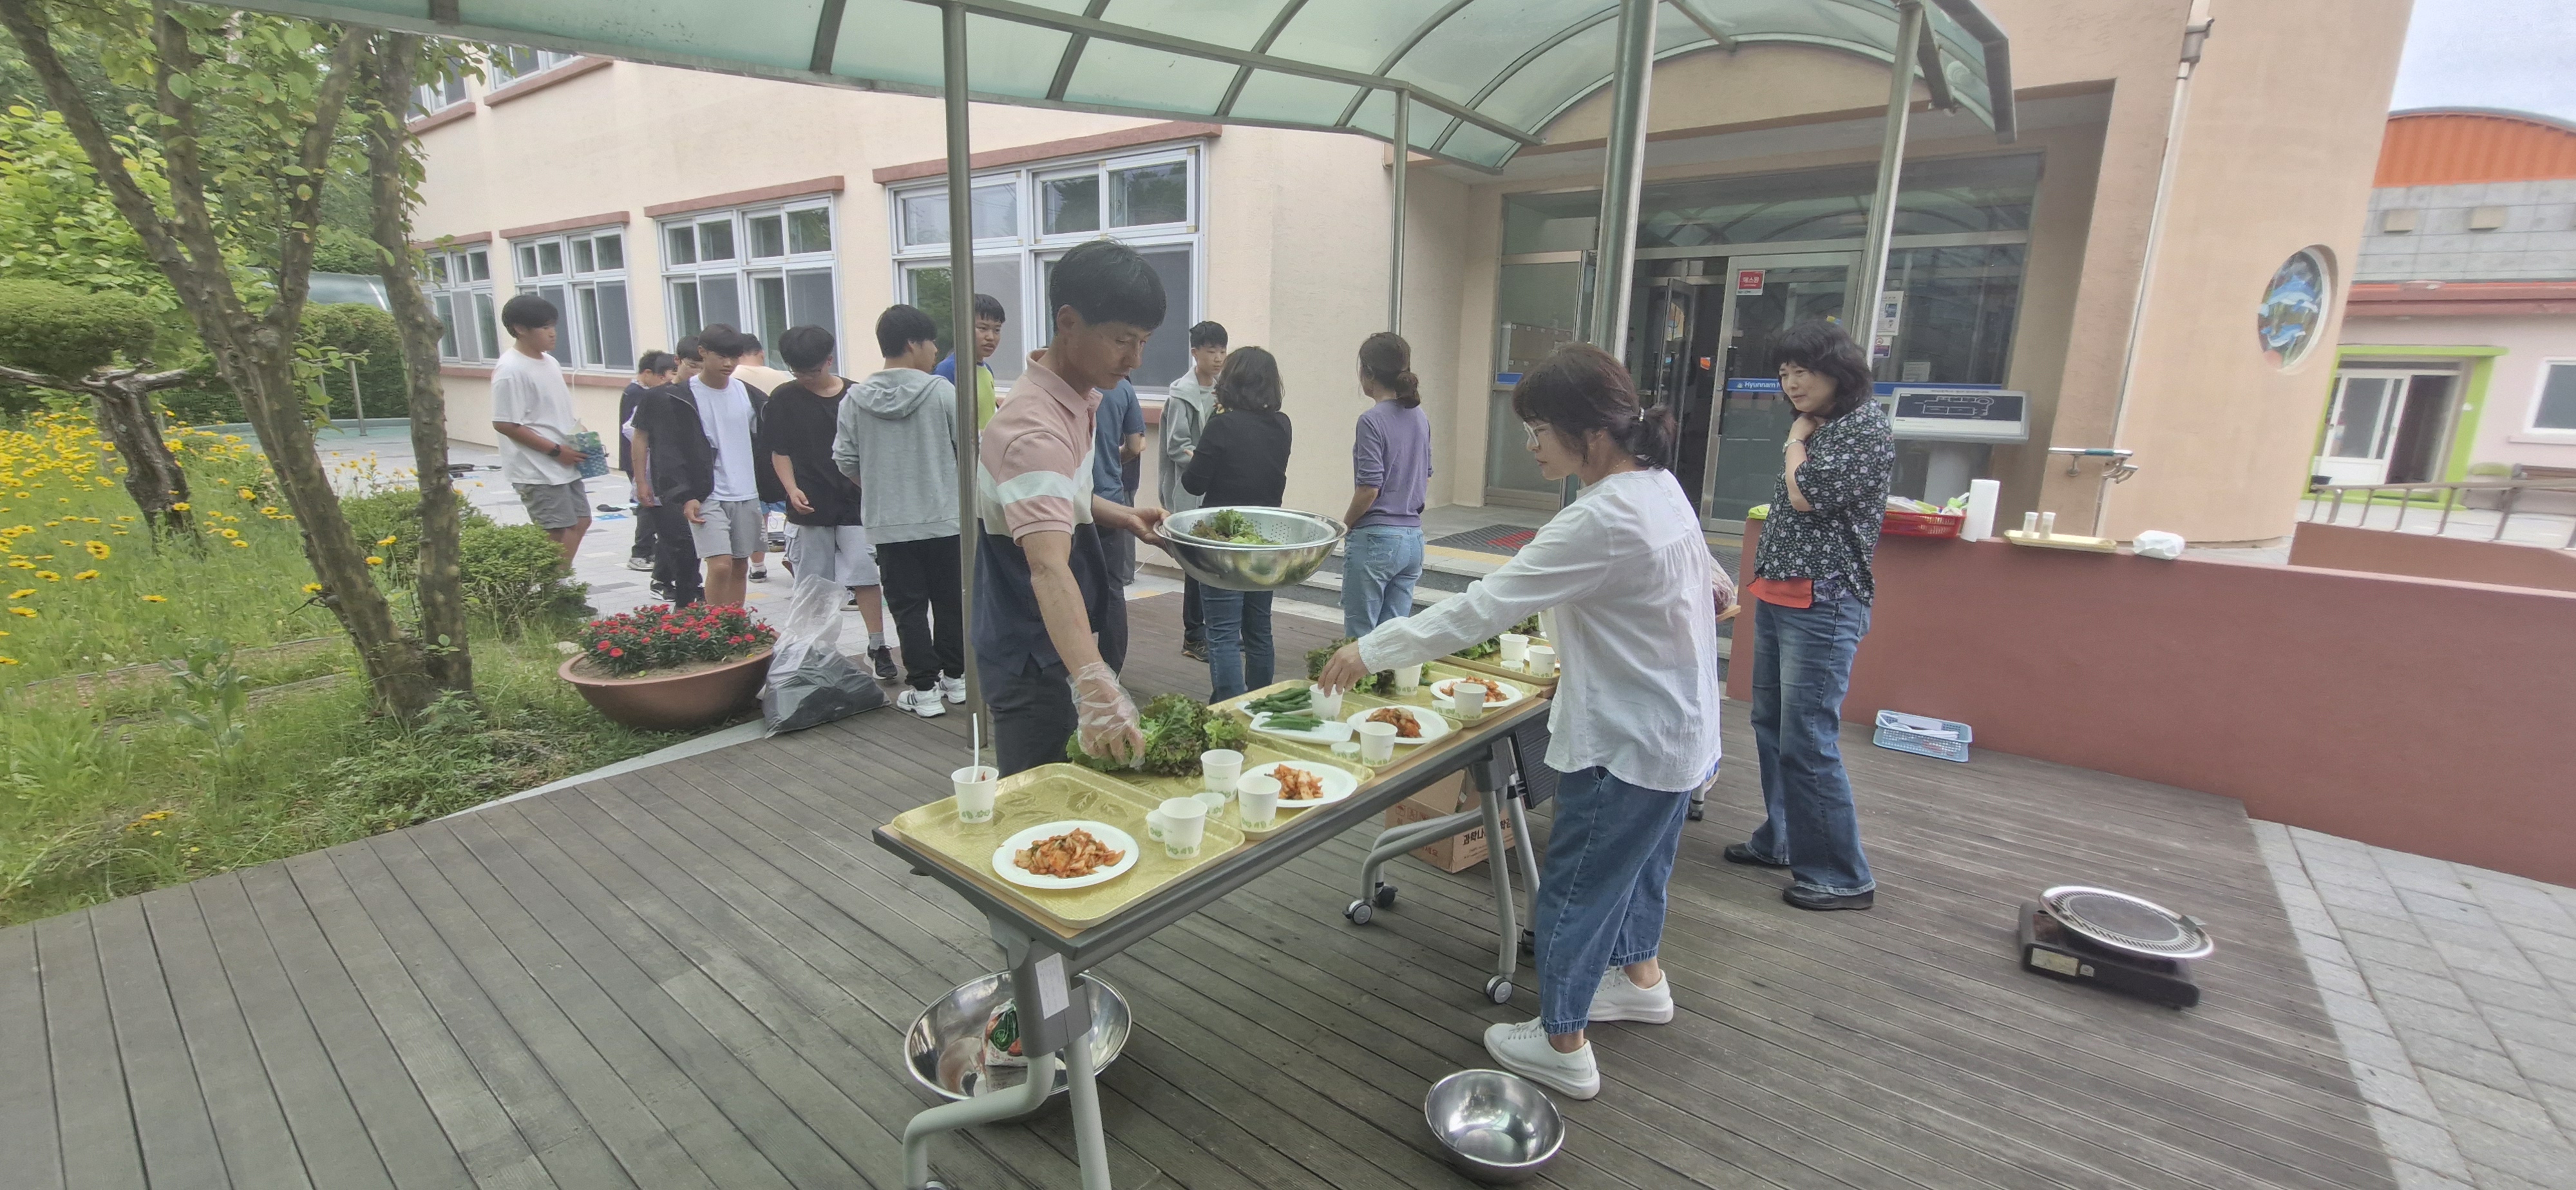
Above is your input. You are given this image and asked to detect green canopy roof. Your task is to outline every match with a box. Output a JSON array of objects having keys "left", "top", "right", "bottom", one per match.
[{"left": 270, "top": 0, "right": 2012, "bottom": 169}]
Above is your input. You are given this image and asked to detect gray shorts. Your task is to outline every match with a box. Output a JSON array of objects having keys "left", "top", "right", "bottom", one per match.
[
  {"left": 513, "top": 479, "right": 590, "bottom": 530},
  {"left": 688, "top": 498, "right": 764, "bottom": 559},
  {"left": 786, "top": 522, "right": 880, "bottom": 587}
]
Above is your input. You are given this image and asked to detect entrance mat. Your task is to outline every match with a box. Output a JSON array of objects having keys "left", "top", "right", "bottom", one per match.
[{"left": 1430, "top": 524, "right": 1541, "bottom": 556}]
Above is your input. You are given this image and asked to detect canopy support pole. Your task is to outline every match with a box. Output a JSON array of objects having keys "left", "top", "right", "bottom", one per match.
[
  {"left": 943, "top": 0, "right": 984, "bottom": 724},
  {"left": 1853, "top": 0, "right": 1926, "bottom": 354},
  {"left": 1582, "top": 0, "right": 1654, "bottom": 354},
  {"left": 1389, "top": 91, "right": 1407, "bottom": 333}
]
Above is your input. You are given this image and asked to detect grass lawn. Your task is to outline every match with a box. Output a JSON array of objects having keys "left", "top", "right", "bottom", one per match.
[{"left": 1, "top": 412, "right": 692, "bottom": 926}]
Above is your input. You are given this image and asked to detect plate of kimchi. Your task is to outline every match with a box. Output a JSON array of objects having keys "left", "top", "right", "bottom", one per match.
[{"left": 991, "top": 821, "right": 1139, "bottom": 890}]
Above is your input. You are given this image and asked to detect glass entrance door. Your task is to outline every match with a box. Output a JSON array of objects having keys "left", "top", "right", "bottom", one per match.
[
  {"left": 1487, "top": 257, "right": 1584, "bottom": 506},
  {"left": 1699, "top": 254, "right": 1855, "bottom": 527}
]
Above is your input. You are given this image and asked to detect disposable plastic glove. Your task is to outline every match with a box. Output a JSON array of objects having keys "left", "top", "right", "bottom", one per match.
[{"left": 1072, "top": 661, "right": 1144, "bottom": 765}]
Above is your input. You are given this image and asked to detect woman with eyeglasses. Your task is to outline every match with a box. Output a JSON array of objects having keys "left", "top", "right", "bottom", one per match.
[
  {"left": 1725, "top": 319, "right": 1896, "bottom": 912},
  {"left": 1320, "top": 344, "right": 1726, "bottom": 1101}
]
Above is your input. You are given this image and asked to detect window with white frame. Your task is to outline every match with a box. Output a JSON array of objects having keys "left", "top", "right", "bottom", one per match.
[
  {"left": 889, "top": 145, "right": 1201, "bottom": 390},
  {"left": 413, "top": 70, "right": 468, "bottom": 117},
  {"left": 2535, "top": 361, "right": 2576, "bottom": 433},
  {"left": 491, "top": 47, "right": 580, "bottom": 87},
  {"left": 421, "top": 245, "right": 498, "bottom": 364},
  {"left": 512, "top": 226, "right": 634, "bottom": 372},
  {"left": 659, "top": 198, "right": 838, "bottom": 359}
]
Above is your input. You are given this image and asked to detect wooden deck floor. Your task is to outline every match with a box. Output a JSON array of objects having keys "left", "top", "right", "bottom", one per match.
[{"left": 1, "top": 596, "right": 2392, "bottom": 1189}]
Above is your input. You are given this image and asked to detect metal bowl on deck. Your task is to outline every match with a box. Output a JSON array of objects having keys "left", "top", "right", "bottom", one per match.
[
  {"left": 904, "top": 972, "right": 1132, "bottom": 1103},
  {"left": 1424, "top": 1070, "right": 1566, "bottom": 1183},
  {"left": 1160, "top": 506, "right": 1345, "bottom": 592}
]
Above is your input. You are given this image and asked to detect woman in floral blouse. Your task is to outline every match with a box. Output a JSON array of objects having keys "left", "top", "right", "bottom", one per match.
[{"left": 1728, "top": 319, "right": 1896, "bottom": 911}]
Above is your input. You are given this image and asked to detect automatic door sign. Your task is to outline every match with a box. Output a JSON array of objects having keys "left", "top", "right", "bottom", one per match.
[{"left": 1734, "top": 269, "right": 1765, "bottom": 294}]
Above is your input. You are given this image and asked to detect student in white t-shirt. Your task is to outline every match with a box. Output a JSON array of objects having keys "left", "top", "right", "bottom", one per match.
[
  {"left": 685, "top": 328, "right": 768, "bottom": 609},
  {"left": 488, "top": 293, "right": 596, "bottom": 562}
]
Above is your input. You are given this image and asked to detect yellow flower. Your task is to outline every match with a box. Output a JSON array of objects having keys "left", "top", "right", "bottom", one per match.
[
  {"left": 302, "top": 583, "right": 323, "bottom": 594},
  {"left": 7, "top": 589, "right": 30, "bottom": 598},
  {"left": 84, "top": 540, "right": 108, "bottom": 560},
  {"left": 171, "top": 502, "right": 189, "bottom": 511},
  {"left": 140, "top": 594, "right": 167, "bottom": 603},
  {"left": 377, "top": 534, "right": 397, "bottom": 546},
  {"left": 219, "top": 528, "right": 240, "bottom": 539},
  {"left": 230, "top": 540, "right": 249, "bottom": 548},
  {"left": 0, "top": 656, "right": 16, "bottom": 665},
  {"left": 260, "top": 507, "right": 278, "bottom": 515},
  {"left": 365, "top": 556, "right": 384, "bottom": 566},
  {"left": 237, "top": 487, "right": 256, "bottom": 500},
  {"left": 34, "top": 571, "right": 57, "bottom": 581},
  {"left": 72, "top": 570, "right": 97, "bottom": 580},
  {"left": 8, "top": 607, "right": 33, "bottom": 618}
]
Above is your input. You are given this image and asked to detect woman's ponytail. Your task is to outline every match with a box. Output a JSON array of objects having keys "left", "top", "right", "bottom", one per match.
[{"left": 1359, "top": 332, "right": 1421, "bottom": 409}]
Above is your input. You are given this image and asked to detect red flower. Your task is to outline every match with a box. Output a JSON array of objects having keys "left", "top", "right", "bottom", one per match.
[{"left": 609, "top": 647, "right": 624, "bottom": 657}]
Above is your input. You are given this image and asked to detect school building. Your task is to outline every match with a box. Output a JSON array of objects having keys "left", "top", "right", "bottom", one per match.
[{"left": 408, "top": 0, "right": 2411, "bottom": 546}]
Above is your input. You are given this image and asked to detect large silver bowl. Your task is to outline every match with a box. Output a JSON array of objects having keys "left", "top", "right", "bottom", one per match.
[
  {"left": 1160, "top": 506, "right": 1345, "bottom": 592},
  {"left": 1425, "top": 1070, "right": 1566, "bottom": 1183},
  {"left": 903, "top": 972, "right": 1132, "bottom": 1103}
]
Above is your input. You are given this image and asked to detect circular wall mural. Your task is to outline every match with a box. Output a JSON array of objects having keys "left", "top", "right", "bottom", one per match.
[{"left": 2255, "top": 247, "right": 2333, "bottom": 369}]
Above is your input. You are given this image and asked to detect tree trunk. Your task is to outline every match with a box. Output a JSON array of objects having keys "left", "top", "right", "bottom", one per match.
[
  {"left": 93, "top": 373, "right": 192, "bottom": 537},
  {"left": 0, "top": 1, "right": 438, "bottom": 721},
  {"left": 361, "top": 33, "right": 472, "bottom": 697}
]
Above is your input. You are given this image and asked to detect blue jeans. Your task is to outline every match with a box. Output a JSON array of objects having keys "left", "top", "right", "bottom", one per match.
[
  {"left": 1202, "top": 587, "right": 1273, "bottom": 701},
  {"left": 1535, "top": 766, "right": 1694, "bottom": 1036},
  {"left": 1747, "top": 594, "right": 1875, "bottom": 896},
  {"left": 1341, "top": 525, "right": 1425, "bottom": 639}
]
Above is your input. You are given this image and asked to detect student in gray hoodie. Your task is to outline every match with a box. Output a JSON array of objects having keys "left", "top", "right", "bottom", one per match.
[{"left": 835, "top": 305, "right": 966, "bottom": 719}]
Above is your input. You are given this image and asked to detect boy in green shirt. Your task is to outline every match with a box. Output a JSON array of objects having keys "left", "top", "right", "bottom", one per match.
[{"left": 934, "top": 291, "right": 1005, "bottom": 428}]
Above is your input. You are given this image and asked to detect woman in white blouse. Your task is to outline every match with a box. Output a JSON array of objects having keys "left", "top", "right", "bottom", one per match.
[{"left": 1320, "top": 344, "right": 1728, "bottom": 1100}]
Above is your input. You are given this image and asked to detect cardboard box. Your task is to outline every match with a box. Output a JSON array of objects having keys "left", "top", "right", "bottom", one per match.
[{"left": 1383, "top": 772, "right": 1516, "bottom": 873}]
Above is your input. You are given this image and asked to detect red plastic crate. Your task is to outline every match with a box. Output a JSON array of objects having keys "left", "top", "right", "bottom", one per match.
[{"left": 1881, "top": 509, "right": 1965, "bottom": 538}]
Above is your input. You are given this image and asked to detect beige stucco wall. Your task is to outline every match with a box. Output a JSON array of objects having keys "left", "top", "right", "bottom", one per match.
[
  {"left": 410, "top": 0, "right": 2410, "bottom": 546},
  {"left": 2095, "top": 0, "right": 2416, "bottom": 542},
  {"left": 2342, "top": 316, "right": 2576, "bottom": 469}
]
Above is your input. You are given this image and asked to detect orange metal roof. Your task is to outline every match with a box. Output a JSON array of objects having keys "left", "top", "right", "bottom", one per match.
[{"left": 2376, "top": 109, "right": 2576, "bottom": 186}]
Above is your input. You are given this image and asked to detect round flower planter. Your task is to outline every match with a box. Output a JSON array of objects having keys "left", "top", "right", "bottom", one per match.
[{"left": 559, "top": 650, "right": 773, "bottom": 732}]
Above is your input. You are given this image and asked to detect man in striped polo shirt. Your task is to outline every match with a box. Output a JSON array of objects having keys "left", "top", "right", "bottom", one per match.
[{"left": 976, "top": 240, "right": 1170, "bottom": 775}]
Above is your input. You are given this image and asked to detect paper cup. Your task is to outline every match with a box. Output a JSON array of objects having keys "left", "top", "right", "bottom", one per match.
[
  {"left": 952, "top": 765, "right": 998, "bottom": 824},
  {"left": 1392, "top": 663, "right": 1421, "bottom": 695},
  {"left": 1331, "top": 739, "right": 1363, "bottom": 764},
  {"left": 1448, "top": 681, "right": 1488, "bottom": 722},
  {"left": 1146, "top": 797, "right": 1208, "bottom": 858},
  {"left": 1358, "top": 721, "right": 1398, "bottom": 764},
  {"left": 1309, "top": 683, "right": 1343, "bottom": 720},
  {"left": 1525, "top": 645, "right": 1558, "bottom": 680},
  {"left": 1497, "top": 634, "right": 1530, "bottom": 667},
  {"left": 1200, "top": 748, "right": 1243, "bottom": 794},
  {"left": 1235, "top": 774, "right": 1280, "bottom": 830}
]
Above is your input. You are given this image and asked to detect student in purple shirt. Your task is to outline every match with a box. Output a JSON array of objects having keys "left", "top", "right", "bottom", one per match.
[{"left": 1339, "top": 332, "right": 1434, "bottom": 639}]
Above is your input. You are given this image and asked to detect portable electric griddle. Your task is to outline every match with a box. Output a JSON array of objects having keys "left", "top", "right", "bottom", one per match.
[{"left": 2018, "top": 885, "right": 2213, "bottom": 1008}]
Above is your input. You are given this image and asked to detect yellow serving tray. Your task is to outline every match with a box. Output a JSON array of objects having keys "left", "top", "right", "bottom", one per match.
[
  {"left": 1446, "top": 636, "right": 1562, "bottom": 694},
  {"left": 2003, "top": 529, "right": 2120, "bottom": 552},
  {"left": 887, "top": 763, "right": 1245, "bottom": 931}
]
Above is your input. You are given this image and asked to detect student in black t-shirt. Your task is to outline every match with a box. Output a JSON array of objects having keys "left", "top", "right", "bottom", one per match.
[
  {"left": 620, "top": 350, "right": 680, "bottom": 571},
  {"left": 762, "top": 326, "right": 899, "bottom": 681},
  {"left": 628, "top": 335, "right": 712, "bottom": 606}
]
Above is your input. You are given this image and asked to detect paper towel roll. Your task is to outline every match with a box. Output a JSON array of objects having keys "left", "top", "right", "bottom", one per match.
[{"left": 1962, "top": 478, "right": 2000, "bottom": 542}]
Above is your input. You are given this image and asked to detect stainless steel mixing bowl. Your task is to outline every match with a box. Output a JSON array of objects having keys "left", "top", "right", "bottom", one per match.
[
  {"left": 1159, "top": 506, "right": 1345, "bottom": 592},
  {"left": 1423, "top": 1069, "right": 1566, "bottom": 1183},
  {"left": 903, "top": 972, "right": 1132, "bottom": 1103}
]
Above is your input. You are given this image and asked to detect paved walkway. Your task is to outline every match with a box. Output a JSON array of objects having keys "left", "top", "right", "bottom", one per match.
[{"left": 2258, "top": 823, "right": 2576, "bottom": 1189}]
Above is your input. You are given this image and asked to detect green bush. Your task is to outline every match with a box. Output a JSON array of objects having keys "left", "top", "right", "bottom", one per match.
[
  {"left": 154, "top": 383, "right": 245, "bottom": 426},
  {"left": 0, "top": 279, "right": 158, "bottom": 381},
  {"left": 301, "top": 303, "right": 406, "bottom": 423},
  {"left": 337, "top": 488, "right": 495, "bottom": 580},
  {"left": 459, "top": 524, "right": 587, "bottom": 636}
]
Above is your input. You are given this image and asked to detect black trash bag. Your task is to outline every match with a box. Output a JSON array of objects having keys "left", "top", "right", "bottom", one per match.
[
  {"left": 761, "top": 576, "right": 886, "bottom": 734},
  {"left": 761, "top": 642, "right": 886, "bottom": 734}
]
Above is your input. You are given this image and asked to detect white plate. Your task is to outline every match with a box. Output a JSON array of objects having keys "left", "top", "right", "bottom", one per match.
[
  {"left": 1429, "top": 676, "right": 1530, "bottom": 710},
  {"left": 1250, "top": 711, "right": 1353, "bottom": 745},
  {"left": 990, "top": 821, "right": 1140, "bottom": 891},
  {"left": 1242, "top": 760, "right": 1359, "bottom": 809},
  {"left": 1347, "top": 706, "right": 1452, "bottom": 747}
]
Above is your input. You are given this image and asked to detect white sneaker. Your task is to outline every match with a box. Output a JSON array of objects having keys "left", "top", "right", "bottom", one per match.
[
  {"left": 897, "top": 688, "right": 948, "bottom": 719},
  {"left": 1589, "top": 968, "right": 1675, "bottom": 1025},
  {"left": 1482, "top": 1019, "right": 1599, "bottom": 1100},
  {"left": 938, "top": 674, "right": 968, "bottom": 705}
]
